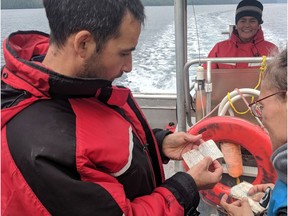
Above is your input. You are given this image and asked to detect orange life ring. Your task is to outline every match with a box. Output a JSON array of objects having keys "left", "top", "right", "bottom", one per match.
[{"left": 185, "top": 116, "right": 277, "bottom": 206}]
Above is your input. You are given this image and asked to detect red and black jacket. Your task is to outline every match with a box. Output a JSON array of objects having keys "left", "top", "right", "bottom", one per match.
[{"left": 1, "top": 31, "right": 200, "bottom": 216}]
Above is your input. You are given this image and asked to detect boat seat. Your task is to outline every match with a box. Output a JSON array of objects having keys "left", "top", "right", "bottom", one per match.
[{"left": 204, "top": 68, "right": 261, "bottom": 123}]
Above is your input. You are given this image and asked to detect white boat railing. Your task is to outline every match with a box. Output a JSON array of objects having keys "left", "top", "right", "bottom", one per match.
[{"left": 182, "top": 57, "right": 272, "bottom": 127}]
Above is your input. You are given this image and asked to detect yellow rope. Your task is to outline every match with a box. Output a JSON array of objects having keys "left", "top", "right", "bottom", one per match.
[
  {"left": 228, "top": 92, "right": 250, "bottom": 114},
  {"left": 236, "top": 177, "right": 241, "bottom": 185},
  {"left": 255, "top": 55, "right": 267, "bottom": 89},
  {"left": 228, "top": 56, "right": 267, "bottom": 115}
]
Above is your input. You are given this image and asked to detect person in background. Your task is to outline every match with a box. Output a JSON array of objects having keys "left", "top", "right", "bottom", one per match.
[
  {"left": 1, "top": 0, "right": 223, "bottom": 215},
  {"left": 220, "top": 48, "right": 287, "bottom": 215},
  {"left": 204, "top": 0, "right": 278, "bottom": 69}
]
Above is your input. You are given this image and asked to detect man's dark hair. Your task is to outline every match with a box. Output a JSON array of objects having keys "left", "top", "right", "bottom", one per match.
[{"left": 43, "top": 0, "right": 145, "bottom": 52}]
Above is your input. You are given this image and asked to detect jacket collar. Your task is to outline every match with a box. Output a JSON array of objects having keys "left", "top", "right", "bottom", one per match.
[
  {"left": 231, "top": 26, "right": 264, "bottom": 45},
  {"left": 3, "top": 30, "right": 130, "bottom": 106}
]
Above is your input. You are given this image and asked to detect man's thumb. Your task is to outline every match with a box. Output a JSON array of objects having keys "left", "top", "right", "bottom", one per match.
[{"left": 203, "top": 156, "right": 213, "bottom": 163}]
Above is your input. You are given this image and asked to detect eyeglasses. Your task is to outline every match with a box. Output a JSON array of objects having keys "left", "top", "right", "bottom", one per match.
[{"left": 248, "top": 90, "right": 286, "bottom": 118}]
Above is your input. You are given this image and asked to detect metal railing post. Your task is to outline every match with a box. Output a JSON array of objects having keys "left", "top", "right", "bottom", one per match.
[
  {"left": 174, "top": 0, "right": 187, "bottom": 133},
  {"left": 174, "top": 0, "right": 187, "bottom": 172}
]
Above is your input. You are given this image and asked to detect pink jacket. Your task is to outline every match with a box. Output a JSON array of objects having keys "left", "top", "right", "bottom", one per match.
[{"left": 204, "top": 27, "right": 278, "bottom": 69}]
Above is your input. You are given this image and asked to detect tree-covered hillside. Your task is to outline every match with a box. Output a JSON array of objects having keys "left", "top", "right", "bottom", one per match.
[
  {"left": 1, "top": 0, "right": 286, "bottom": 9},
  {"left": 1, "top": 0, "right": 43, "bottom": 9}
]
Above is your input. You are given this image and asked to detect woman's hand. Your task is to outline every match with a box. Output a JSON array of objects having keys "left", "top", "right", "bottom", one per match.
[
  {"left": 220, "top": 194, "right": 254, "bottom": 216},
  {"left": 248, "top": 183, "right": 274, "bottom": 202}
]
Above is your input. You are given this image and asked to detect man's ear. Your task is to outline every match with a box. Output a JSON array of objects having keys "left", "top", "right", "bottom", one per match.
[{"left": 73, "top": 30, "right": 95, "bottom": 58}]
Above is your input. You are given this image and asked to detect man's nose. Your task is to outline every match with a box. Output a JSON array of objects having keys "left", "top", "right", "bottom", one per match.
[{"left": 122, "top": 56, "right": 133, "bottom": 73}]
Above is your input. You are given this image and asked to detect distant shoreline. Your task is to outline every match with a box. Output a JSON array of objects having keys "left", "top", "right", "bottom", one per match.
[{"left": 1, "top": 1, "right": 286, "bottom": 10}]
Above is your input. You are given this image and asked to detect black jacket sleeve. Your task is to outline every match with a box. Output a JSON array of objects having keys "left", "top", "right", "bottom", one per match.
[
  {"left": 162, "top": 172, "right": 200, "bottom": 216},
  {"left": 153, "top": 128, "right": 173, "bottom": 164}
]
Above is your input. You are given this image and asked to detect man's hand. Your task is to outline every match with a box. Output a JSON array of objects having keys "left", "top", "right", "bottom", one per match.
[
  {"left": 162, "top": 132, "right": 202, "bottom": 160},
  {"left": 187, "top": 156, "right": 223, "bottom": 190}
]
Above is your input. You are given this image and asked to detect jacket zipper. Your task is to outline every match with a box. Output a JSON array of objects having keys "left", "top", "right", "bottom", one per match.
[{"left": 111, "top": 105, "right": 157, "bottom": 187}]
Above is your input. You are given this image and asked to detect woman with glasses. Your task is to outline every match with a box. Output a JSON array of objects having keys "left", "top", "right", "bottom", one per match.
[{"left": 220, "top": 48, "right": 287, "bottom": 216}]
